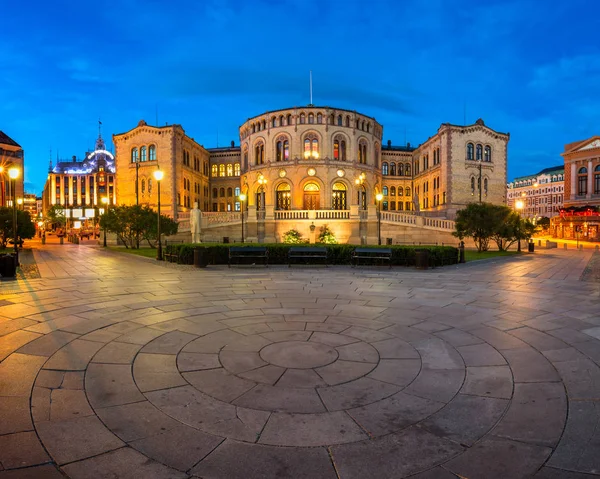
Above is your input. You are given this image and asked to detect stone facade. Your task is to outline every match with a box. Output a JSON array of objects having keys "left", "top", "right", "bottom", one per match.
[
  {"left": 562, "top": 136, "right": 600, "bottom": 208},
  {"left": 507, "top": 166, "right": 564, "bottom": 219},
  {"left": 0, "top": 131, "right": 25, "bottom": 208}
]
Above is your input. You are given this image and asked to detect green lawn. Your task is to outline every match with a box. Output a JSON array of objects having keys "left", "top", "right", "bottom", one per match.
[
  {"left": 465, "top": 250, "right": 519, "bottom": 262},
  {"left": 108, "top": 247, "right": 158, "bottom": 258}
]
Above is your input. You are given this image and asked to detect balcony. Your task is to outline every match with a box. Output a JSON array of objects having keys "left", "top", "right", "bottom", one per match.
[{"left": 274, "top": 210, "right": 350, "bottom": 220}]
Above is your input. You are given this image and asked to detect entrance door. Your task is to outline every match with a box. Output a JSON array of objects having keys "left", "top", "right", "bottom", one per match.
[{"left": 304, "top": 193, "right": 320, "bottom": 210}]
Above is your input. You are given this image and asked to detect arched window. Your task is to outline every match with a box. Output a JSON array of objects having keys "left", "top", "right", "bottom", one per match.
[
  {"left": 300, "top": 113, "right": 306, "bottom": 124},
  {"left": 337, "top": 115, "right": 343, "bottom": 126},
  {"left": 595, "top": 165, "right": 600, "bottom": 194},
  {"left": 346, "top": 116, "right": 350, "bottom": 127},
  {"left": 279, "top": 115, "right": 284, "bottom": 126},
  {"left": 358, "top": 140, "right": 368, "bottom": 164},
  {"left": 211, "top": 164, "right": 218, "bottom": 177},
  {"left": 227, "top": 187, "right": 233, "bottom": 197},
  {"left": 287, "top": 114, "right": 292, "bottom": 126},
  {"left": 405, "top": 163, "right": 411, "bottom": 175},
  {"left": 308, "top": 113, "right": 314, "bottom": 124},
  {"left": 471, "top": 177, "right": 476, "bottom": 194},
  {"left": 390, "top": 163, "right": 396, "bottom": 176},
  {"left": 341, "top": 140, "right": 346, "bottom": 161},
  {"left": 390, "top": 186, "right": 396, "bottom": 196},
  {"left": 383, "top": 186, "right": 389, "bottom": 196},
  {"left": 332, "top": 182, "right": 347, "bottom": 210},
  {"left": 252, "top": 124, "right": 256, "bottom": 133},
  {"left": 484, "top": 146, "right": 491, "bottom": 162},
  {"left": 140, "top": 146, "right": 147, "bottom": 162},
  {"left": 317, "top": 113, "right": 322, "bottom": 124},
  {"left": 399, "top": 163, "right": 404, "bottom": 176},
  {"left": 476, "top": 144, "right": 483, "bottom": 161},
  {"left": 484, "top": 178, "right": 488, "bottom": 196},
  {"left": 219, "top": 188, "right": 225, "bottom": 197},
  {"left": 131, "top": 148, "right": 138, "bottom": 163},
  {"left": 398, "top": 187, "right": 403, "bottom": 197},
  {"left": 272, "top": 117, "right": 276, "bottom": 127},
  {"left": 234, "top": 163, "right": 240, "bottom": 176},
  {"left": 276, "top": 137, "right": 289, "bottom": 162},
  {"left": 467, "top": 143, "right": 474, "bottom": 160},
  {"left": 361, "top": 120, "right": 365, "bottom": 131},
  {"left": 276, "top": 183, "right": 291, "bottom": 210},
  {"left": 141, "top": 179, "right": 146, "bottom": 194},
  {"left": 578, "top": 167, "right": 588, "bottom": 195},
  {"left": 226, "top": 164, "right": 233, "bottom": 176},
  {"left": 234, "top": 187, "right": 241, "bottom": 197},
  {"left": 334, "top": 139, "right": 340, "bottom": 160},
  {"left": 212, "top": 188, "right": 218, "bottom": 198},
  {"left": 148, "top": 179, "right": 152, "bottom": 193},
  {"left": 303, "top": 134, "right": 319, "bottom": 159},
  {"left": 262, "top": 120, "right": 266, "bottom": 130},
  {"left": 382, "top": 162, "right": 389, "bottom": 175},
  {"left": 405, "top": 188, "right": 411, "bottom": 197},
  {"left": 255, "top": 142, "right": 264, "bottom": 165}
]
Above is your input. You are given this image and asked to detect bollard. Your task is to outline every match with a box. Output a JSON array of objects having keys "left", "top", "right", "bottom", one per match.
[
  {"left": 564, "top": 243, "right": 567, "bottom": 250},
  {"left": 459, "top": 241, "right": 465, "bottom": 263},
  {"left": 60, "top": 237, "right": 64, "bottom": 245},
  {"left": 41, "top": 235, "right": 46, "bottom": 245}
]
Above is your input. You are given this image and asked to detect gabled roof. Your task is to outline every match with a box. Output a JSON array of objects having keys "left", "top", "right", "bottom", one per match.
[
  {"left": 0, "top": 131, "right": 21, "bottom": 148},
  {"left": 563, "top": 136, "right": 600, "bottom": 154}
]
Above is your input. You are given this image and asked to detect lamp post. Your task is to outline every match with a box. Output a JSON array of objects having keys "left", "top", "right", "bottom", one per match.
[
  {"left": 478, "top": 159, "right": 483, "bottom": 203},
  {"left": 355, "top": 173, "right": 366, "bottom": 210},
  {"left": 101, "top": 197, "right": 109, "bottom": 247},
  {"left": 153, "top": 168, "right": 164, "bottom": 260},
  {"left": 238, "top": 193, "right": 246, "bottom": 243},
  {"left": 17, "top": 198, "right": 23, "bottom": 210},
  {"left": 135, "top": 160, "right": 140, "bottom": 206},
  {"left": 376, "top": 193, "right": 383, "bottom": 245},
  {"left": 8, "top": 167, "right": 20, "bottom": 263},
  {"left": 515, "top": 199, "right": 524, "bottom": 252}
]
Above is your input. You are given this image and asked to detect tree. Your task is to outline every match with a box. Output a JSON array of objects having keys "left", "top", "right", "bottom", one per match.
[
  {"left": 99, "top": 205, "right": 178, "bottom": 249},
  {"left": 537, "top": 217, "right": 550, "bottom": 230},
  {"left": 283, "top": 229, "right": 305, "bottom": 244},
  {"left": 453, "top": 202, "right": 504, "bottom": 252},
  {"left": 0, "top": 207, "right": 36, "bottom": 248},
  {"left": 45, "top": 205, "right": 67, "bottom": 230},
  {"left": 318, "top": 224, "right": 337, "bottom": 244}
]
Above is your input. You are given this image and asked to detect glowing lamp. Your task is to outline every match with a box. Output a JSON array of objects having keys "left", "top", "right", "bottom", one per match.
[
  {"left": 153, "top": 169, "right": 164, "bottom": 181},
  {"left": 515, "top": 200, "right": 524, "bottom": 210},
  {"left": 376, "top": 193, "right": 384, "bottom": 202},
  {"left": 8, "top": 167, "right": 19, "bottom": 179}
]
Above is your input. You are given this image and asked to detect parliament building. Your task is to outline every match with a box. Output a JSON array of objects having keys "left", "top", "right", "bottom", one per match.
[{"left": 112, "top": 106, "right": 509, "bottom": 244}]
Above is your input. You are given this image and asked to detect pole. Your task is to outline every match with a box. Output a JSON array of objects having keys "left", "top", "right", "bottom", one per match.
[
  {"left": 103, "top": 218, "right": 107, "bottom": 247},
  {"left": 241, "top": 200, "right": 244, "bottom": 243},
  {"left": 377, "top": 200, "right": 381, "bottom": 245},
  {"left": 156, "top": 180, "right": 162, "bottom": 260},
  {"left": 479, "top": 160, "right": 482, "bottom": 203},
  {"left": 517, "top": 220, "right": 521, "bottom": 252},
  {"left": 135, "top": 161, "right": 139, "bottom": 206},
  {"left": 12, "top": 179, "right": 19, "bottom": 264}
]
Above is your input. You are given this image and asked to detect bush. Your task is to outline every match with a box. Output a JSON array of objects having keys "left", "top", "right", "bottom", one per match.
[
  {"left": 165, "top": 243, "right": 459, "bottom": 267},
  {"left": 318, "top": 224, "right": 337, "bottom": 244},
  {"left": 282, "top": 229, "right": 306, "bottom": 244}
]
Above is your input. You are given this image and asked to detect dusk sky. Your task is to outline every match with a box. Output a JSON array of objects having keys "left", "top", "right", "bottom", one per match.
[{"left": 2, "top": 0, "right": 598, "bottom": 194}]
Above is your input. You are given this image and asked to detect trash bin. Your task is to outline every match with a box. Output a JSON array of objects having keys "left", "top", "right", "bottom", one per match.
[
  {"left": 415, "top": 249, "right": 429, "bottom": 270},
  {"left": 528, "top": 241, "right": 535, "bottom": 253},
  {"left": 0, "top": 254, "right": 17, "bottom": 278},
  {"left": 194, "top": 248, "right": 208, "bottom": 268},
  {"left": 223, "top": 237, "right": 230, "bottom": 244}
]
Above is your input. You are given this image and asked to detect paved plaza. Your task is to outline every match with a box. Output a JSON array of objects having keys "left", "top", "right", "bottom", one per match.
[{"left": 1, "top": 241, "right": 600, "bottom": 478}]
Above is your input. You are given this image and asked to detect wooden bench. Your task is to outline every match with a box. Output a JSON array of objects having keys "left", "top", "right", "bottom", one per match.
[
  {"left": 351, "top": 248, "right": 392, "bottom": 268},
  {"left": 164, "top": 240, "right": 184, "bottom": 263},
  {"left": 229, "top": 246, "right": 268, "bottom": 267},
  {"left": 288, "top": 247, "right": 328, "bottom": 267}
]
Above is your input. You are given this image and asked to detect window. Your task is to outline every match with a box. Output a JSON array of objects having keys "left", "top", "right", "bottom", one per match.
[
  {"left": 484, "top": 146, "right": 491, "bottom": 162},
  {"left": 272, "top": 117, "right": 276, "bottom": 127},
  {"left": 390, "top": 201, "right": 396, "bottom": 211},
  {"left": 484, "top": 178, "right": 488, "bottom": 196},
  {"left": 332, "top": 182, "right": 347, "bottom": 210},
  {"left": 399, "top": 163, "right": 404, "bottom": 176},
  {"left": 149, "top": 145, "right": 156, "bottom": 161},
  {"left": 337, "top": 115, "right": 342, "bottom": 126},
  {"left": 276, "top": 137, "right": 289, "bottom": 162},
  {"left": 578, "top": 167, "right": 588, "bottom": 195},
  {"left": 358, "top": 140, "right": 367, "bottom": 164},
  {"left": 471, "top": 177, "right": 476, "bottom": 195},
  {"left": 390, "top": 186, "right": 396, "bottom": 196},
  {"left": 476, "top": 144, "right": 483, "bottom": 161},
  {"left": 398, "top": 187, "right": 403, "bottom": 197},
  {"left": 227, "top": 187, "right": 233, "bottom": 197},
  {"left": 317, "top": 113, "right": 322, "bottom": 124},
  {"left": 276, "top": 183, "right": 291, "bottom": 210},
  {"left": 405, "top": 187, "right": 411, "bottom": 197},
  {"left": 219, "top": 164, "right": 225, "bottom": 177},
  {"left": 287, "top": 114, "right": 292, "bottom": 126},
  {"left": 279, "top": 115, "right": 284, "bottom": 126},
  {"left": 234, "top": 187, "right": 241, "bottom": 197},
  {"left": 467, "top": 143, "right": 474, "bottom": 160},
  {"left": 131, "top": 148, "right": 138, "bottom": 163},
  {"left": 382, "top": 201, "right": 388, "bottom": 211},
  {"left": 390, "top": 163, "right": 396, "bottom": 176},
  {"left": 226, "top": 164, "right": 233, "bottom": 176},
  {"left": 334, "top": 139, "right": 339, "bottom": 160},
  {"left": 255, "top": 142, "right": 265, "bottom": 165},
  {"left": 211, "top": 165, "right": 218, "bottom": 177},
  {"left": 220, "top": 188, "right": 225, "bottom": 197},
  {"left": 405, "top": 163, "right": 411, "bottom": 175},
  {"left": 346, "top": 116, "right": 350, "bottom": 127},
  {"left": 300, "top": 113, "right": 306, "bottom": 124},
  {"left": 303, "top": 134, "right": 319, "bottom": 159},
  {"left": 308, "top": 113, "right": 314, "bottom": 124},
  {"left": 140, "top": 146, "right": 147, "bottom": 162},
  {"left": 234, "top": 163, "right": 241, "bottom": 176},
  {"left": 383, "top": 186, "right": 389, "bottom": 196},
  {"left": 382, "top": 162, "right": 389, "bottom": 175},
  {"left": 595, "top": 165, "right": 600, "bottom": 194},
  {"left": 212, "top": 188, "right": 218, "bottom": 198}
]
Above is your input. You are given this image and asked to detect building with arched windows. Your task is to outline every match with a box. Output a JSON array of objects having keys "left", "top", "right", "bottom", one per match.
[
  {"left": 112, "top": 108, "right": 509, "bottom": 244},
  {"left": 506, "top": 166, "right": 564, "bottom": 220}
]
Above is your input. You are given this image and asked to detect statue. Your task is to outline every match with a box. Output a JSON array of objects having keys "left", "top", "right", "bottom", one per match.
[
  {"left": 412, "top": 193, "right": 420, "bottom": 214},
  {"left": 190, "top": 202, "right": 202, "bottom": 243}
]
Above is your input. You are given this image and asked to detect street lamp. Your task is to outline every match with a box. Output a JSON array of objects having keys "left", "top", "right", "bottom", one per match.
[
  {"left": 8, "top": 167, "right": 19, "bottom": 262},
  {"left": 355, "top": 173, "right": 367, "bottom": 210},
  {"left": 17, "top": 198, "right": 23, "bottom": 210},
  {"left": 515, "top": 199, "right": 524, "bottom": 252},
  {"left": 153, "top": 168, "right": 164, "bottom": 260},
  {"left": 478, "top": 158, "right": 483, "bottom": 203},
  {"left": 376, "top": 193, "right": 383, "bottom": 245},
  {"left": 239, "top": 193, "right": 246, "bottom": 243},
  {"left": 101, "top": 197, "right": 109, "bottom": 247}
]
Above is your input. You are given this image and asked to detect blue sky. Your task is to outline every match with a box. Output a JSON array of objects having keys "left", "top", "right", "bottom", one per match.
[{"left": 2, "top": 0, "right": 599, "bottom": 194}]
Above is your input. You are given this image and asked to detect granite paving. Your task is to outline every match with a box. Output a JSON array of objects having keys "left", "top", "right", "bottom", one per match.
[{"left": 1, "top": 242, "right": 600, "bottom": 477}]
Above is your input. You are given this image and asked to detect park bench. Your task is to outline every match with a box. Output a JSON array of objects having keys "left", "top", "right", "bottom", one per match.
[
  {"left": 351, "top": 247, "right": 392, "bottom": 268},
  {"left": 229, "top": 246, "right": 268, "bottom": 267},
  {"left": 288, "top": 246, "right": 328, "bottom": 267},
  {"left": 164, "top": 240, "right": 184, "bottom": 263}
]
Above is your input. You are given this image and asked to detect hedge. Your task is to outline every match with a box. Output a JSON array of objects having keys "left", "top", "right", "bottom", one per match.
[{"left": 165, "top": 243, "right": 458, "bottom": 267}]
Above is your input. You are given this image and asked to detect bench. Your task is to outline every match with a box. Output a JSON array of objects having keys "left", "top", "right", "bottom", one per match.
[
  {"left": 351, "top": 248, "right": 392, "bottom": 268},
  {"left": 164, "top": 240, "right": 184, "bottom": 263},
  {"left": 229, "top": 246, "right": 268, "bottom": 267},
  {"left": 288, "top": 247, "right": 328, "bottom": 267}
]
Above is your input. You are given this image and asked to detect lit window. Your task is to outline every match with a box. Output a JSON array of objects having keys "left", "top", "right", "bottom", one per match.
[
  {"left": 226, "top": 164, "right": 233, "bottom": 176},
  {"left": 219, "top": 164, "right": 225, "bottom": 177},
  {"left": 467, "top": 143, "right": 474, "bottom": 160},
  {"left": 131, "top": 148, "right": 138, "bottom": 163},
  {"left": 212, "top": 165, "right": 218, "bottom": 177},
  {"left": 149, "top": 145, "right": 156, "bottom": 161},
  {"left": 140, "top": 146, "right": 147, "bottom": 162},
  {"left": 382, "top": 163, "right": 389, "bottom": 175},
  {"left": 484, "top": 146, "right": 491, "bottom": 162},
  {"left": 383, "top": 186, "right": 389, "bottom": 196},
  {"left": 476, "top": 144, "right": 483, "bottom": 160},
  {"left": 234, "top": 163, "right": 240, "bottom": 176}
]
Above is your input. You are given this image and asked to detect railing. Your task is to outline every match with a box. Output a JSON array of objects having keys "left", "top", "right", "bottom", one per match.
[
  {"left": 423, "top": 217, "right": 455, "bottom": 230},
  {"left": 316, "top": 210, "right": 350, "bottom": 219},
  {"left": 381, "top": 212, "right": 417, "bottom": 225},
  {"left": 274, "top": 210, "right": 350, "bottom": 220},
  {"left": 275, "top": 210, "right": 309, "bottom": 220},
  {"left": 177, "top": 212, "right": 190, "bottom": 232},
  {"left": 203, "top": 212, "right": 241, "bottom": 224}
]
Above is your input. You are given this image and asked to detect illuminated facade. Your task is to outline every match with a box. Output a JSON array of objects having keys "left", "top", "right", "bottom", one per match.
[
  {"left": 507, "top": 166, "right": 564, "bottom": 219},
  {"left": 0, "top": 131, "right": 25, "bottom": 207}
]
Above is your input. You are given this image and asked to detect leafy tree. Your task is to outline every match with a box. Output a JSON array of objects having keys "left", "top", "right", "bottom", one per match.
[
  {"left": 453, "top": 202, "right": 502, "bottom": 252},
  {"left": 537, "top": 217, "right": 550, "bottom": 229},
  {"left": 318, "top": 224, "right": 337, "bottom": 244},
  {"left": 45, "top": 205, "right": 67, "bottom": 230},
  {"left": 0, "top": 207, "right": 36, "bottom": 248},
  {"left": 99, "top": 205, "right": 178, "bottom": 249},
  {"left": 282, "top": 229, "right": 305, "bottom": 244}
]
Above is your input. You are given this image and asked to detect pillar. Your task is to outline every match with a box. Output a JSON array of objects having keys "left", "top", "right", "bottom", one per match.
[
  {"left": 570, "top": 163, "right": 576, "bottom": 199},
  {"left": 587, "top": 160, "right": 593, "bottom": 199}
]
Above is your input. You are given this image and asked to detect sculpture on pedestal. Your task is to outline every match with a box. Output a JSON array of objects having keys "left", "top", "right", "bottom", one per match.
[{"left": 190, "top": 202, "right": 202, "bottom": 243}]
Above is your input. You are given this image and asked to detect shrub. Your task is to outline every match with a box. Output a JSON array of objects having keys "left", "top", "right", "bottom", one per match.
[
  {"left": 282, "top": 229, "right": 306, "bottom": 244},
  {"left": 317, "top": 224, "right": 337, "bottom": 244}
]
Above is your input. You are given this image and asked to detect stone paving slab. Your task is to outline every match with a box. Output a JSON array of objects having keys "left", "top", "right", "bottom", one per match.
[{"left": 1, "top": 244, "right": 600, "bottom": 477}]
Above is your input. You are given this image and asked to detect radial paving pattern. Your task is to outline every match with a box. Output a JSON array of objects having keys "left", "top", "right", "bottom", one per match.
[{"left": 1, "top": 244, "right": 600, "bottom": 478}]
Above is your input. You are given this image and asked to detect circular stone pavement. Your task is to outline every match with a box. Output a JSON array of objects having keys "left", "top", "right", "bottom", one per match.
[{"left": 4, "top": 245, "right": 600, "bottom": 478}]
